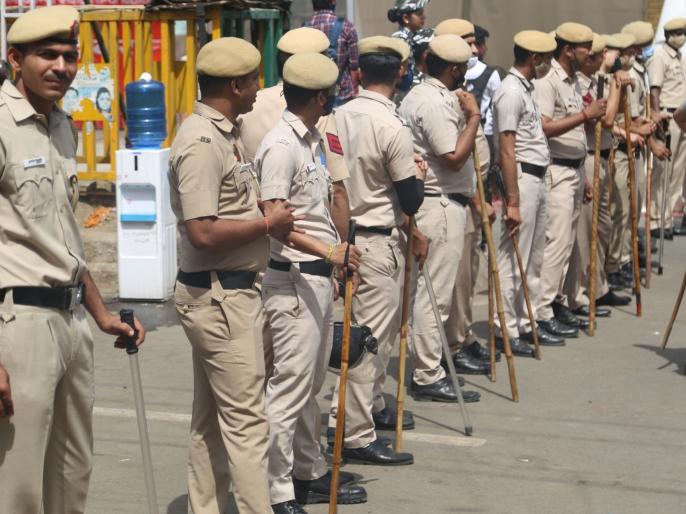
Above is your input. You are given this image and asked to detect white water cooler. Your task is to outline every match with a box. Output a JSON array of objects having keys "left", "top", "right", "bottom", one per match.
[{"left": 116, "top": 148, "right": 176, "bottom": 301}]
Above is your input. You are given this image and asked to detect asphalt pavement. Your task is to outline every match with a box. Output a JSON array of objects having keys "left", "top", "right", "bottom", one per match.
[{"left": 85, "top": 235, "right": 686, "bottom": 514}]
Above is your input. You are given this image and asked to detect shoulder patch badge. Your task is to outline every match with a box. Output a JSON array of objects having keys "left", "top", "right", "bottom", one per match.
[
  {"left": 326, "top": 133, "right": 343, "bottom": 156},
  {"left": 199, "top": 136, "right": 211, "bottom": 144}
]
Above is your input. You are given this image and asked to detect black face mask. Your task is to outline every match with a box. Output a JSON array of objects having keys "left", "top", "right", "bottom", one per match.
[
  {"left": 323, "top": 94, "right": 336, "bottom": 115},
  {"left": 610, "top": 56, "right": 623, "bottom": 74},
  {"left": 451, "top": 74, "right": 465, "bottom": 91}
]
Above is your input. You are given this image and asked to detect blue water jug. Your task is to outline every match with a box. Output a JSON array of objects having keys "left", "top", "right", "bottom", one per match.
[{"left": 125, "top": 73, "right": 166, "bottom": 149}]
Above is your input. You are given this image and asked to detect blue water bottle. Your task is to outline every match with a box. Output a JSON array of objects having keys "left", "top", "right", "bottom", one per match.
[{"left": 125, "top": 73, "right": 167, "bottom": 149}]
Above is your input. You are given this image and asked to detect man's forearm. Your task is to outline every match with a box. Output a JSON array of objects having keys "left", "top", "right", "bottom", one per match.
[
  {"left": 82, "top": 271, "right": 109, "bottom": 326},
  {"left": 331, "top": 181, "right": 350, "bottom": 241},
  {"left": 542, "top": 112, "right": 585, "bottom": 138}
]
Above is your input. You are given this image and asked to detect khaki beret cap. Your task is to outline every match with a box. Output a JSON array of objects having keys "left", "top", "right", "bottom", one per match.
[
  {"left": 197, "top": 37, "right": 261, "bottom": 77},
  {"left": 283, "top": 52, "right": 339, "bottom": 90},
  {"left": 621, "top": 21, "right": 654, "bottom": 46},
  {"left": 7, "top": 5, "right": 79, "bottom": 45},
  {"left": 555, "top": 22, "right": 594, "bottom": 44},
  {"left": 359, "top": 36, "right": 410, "bottom": 61},
  {"left": 428, "top": 34, "right": 471, "bottom": 64},
  {"left": 513, "top": 30, "right": 556, "bottom": 53},
  {"left": 435, "top": 19, "right": 475, "bottom": 37},
  {"left": 591, "top": 33, "right": 606, "bottom": 54},
  {"left": 277, "top": 27, "right": 329, "bottom": 54},
  {"left": 664, "top": 18, "right": 686, "bottom": 32},
  {"left": 604, "top": 33, "right": 635, "bottom": 50}
]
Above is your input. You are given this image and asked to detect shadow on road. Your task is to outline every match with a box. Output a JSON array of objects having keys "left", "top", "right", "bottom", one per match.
[{"left": 634, "top": 344, "right": 686, "bottom": 374}]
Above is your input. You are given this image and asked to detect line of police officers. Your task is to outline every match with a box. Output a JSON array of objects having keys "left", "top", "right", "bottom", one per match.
[{"left": 1, "top": 3, "right": 686, "bottom": 514}]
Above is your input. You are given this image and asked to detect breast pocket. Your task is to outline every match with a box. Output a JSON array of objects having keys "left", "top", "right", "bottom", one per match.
[
  {"left": 63, "top": 160, "right": 79, "bottom": 211},
  {"left": 12, "top": 163, "right": 55, "bottom": 219},
  {"left": 298, "top": 166, "right": 323, "bottom": 203}
]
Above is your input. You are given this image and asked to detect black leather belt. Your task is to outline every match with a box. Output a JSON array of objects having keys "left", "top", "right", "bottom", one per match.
[
  {"left": 588, "top": 149, "right": 611, "bottom": 159},
  {"left": 551, "top": 157, "right": 584, "bottom": 168},
  {"left": 357, "top": 226, "right": 393, "bottom": 236},
  {"left": 666, "top": 107, "right": 677, "bottom": 113},
  {"left": 268, "top": 259, "right": 333, "bottom": 277},
  {"left": 520, "top": 162, "right": 546, "bottom": 178},
  {"left": 177, "top": 270, "right": 257, "bottom": 290},
  {"left": 0, "top": 284, "right": 85, "bottom": 310},
  {"left": 425, "top": 192, "right": 471, "bottom": 206}
]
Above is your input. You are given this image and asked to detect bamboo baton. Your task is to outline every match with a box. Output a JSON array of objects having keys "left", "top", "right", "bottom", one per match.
[
  {"left": 492, "top": 170, "right": 541, "bottom": 359},
  {"left": 487, "top": 271, "right": 496, "bottom": 381},
  {"left": 329, "top": 220, "right": 356, "bottom": 514},
  {"left": 589, "top": 76, "right": 605, "bottom": 336},
  {"left": 658, "top": 131, "right": 671, "bottom": 276},
  {"left": 473, "top": 148, "right": 519, "bottom": 402},
  {"left": 622, "top": 88, "right": 642, "bottom": 317},
  {"left": 395, "top": 216, "right": 415, "bottom": 451},
  {"left": 644, "top": 89, "right": 653, "bottom": 288},
  {"left": 661, "top": 269, "right": 686, "bottom": 350}
]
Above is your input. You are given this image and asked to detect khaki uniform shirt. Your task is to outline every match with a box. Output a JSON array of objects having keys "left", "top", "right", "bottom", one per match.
[
  {"left": 399, "top": 76, "right": 476, "bottom": 196},
  {"left": 335, "top": 90, "right": 416, "bottom": 228},
  {"left": 576, "top": 72, "right": 613, "bottom": 151},
  {"left": 647, "top": 44, "right": 686, "bottom": 109},
  {"left": 256, "top": 110, "right": 339, "bottom": 263},
  {"left": 169, "top": 102, "right": 268, "bottom": 273},
  {"left": 0, "top": 81, "right": 86, "bottom": 288},
  {"left": 533, "top": 59, "right": 587, "bottom": 159},
  {"left": 629, "top": 62, "right": 647, "bottom": 118},
  {"left": 239, "top": 81, "right": 349, "bottom": 181},
  {"left": 493, "top": 67, "right": 550, "bottom": 168}
]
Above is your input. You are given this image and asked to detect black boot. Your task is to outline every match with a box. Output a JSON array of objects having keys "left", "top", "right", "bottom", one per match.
[
  {"left": 495, "top": 336, "right": 535, "bottom": 357},
  {"left": 411, "top": 377, "right": 481, "bottom": 403},
  {"left": 452, "top": 349, "right": 489, "bottom": 375},
  {"left": 552, "top": 302, "right": 589, "bottom": 329},
  {"left": 465, "top": 340, "right": 501, "bottom": 362},
  {"left": 342, "top": 439, "right": 414, "bottom": 466},
  {"left": 272, "top": 500, "right": 308, "bottom": 514},
  {"left": 372, "top": 406, "right": 414, "bottom": 430},
  {"left": 596, "top": 290, "right": 631, "bottom": 306},
  {"left": 294, "top": 471, "right": 367, "bottom": 505},
  {"left": 520, "top": 327, "right": 565, "bottom": 346},
  {"left": 537, "top": 318, "right": 579, "bottom": 338}
]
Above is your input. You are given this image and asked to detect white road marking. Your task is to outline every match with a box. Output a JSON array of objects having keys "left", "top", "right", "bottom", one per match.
[{"left": 94, "top": 407, "right": 487, "bottom": 448}]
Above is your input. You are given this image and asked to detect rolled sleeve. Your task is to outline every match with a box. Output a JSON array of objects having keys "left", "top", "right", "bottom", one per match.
[
  {"left": 421, "top": 103, "right": 460, "bottom": 157},
  {"left": 647, "top": 54, "right": 665, "bottom": 89},
  {"left": 386, "top": 125, "right": 418, "bottom": 182},
  {"left": 532, "top": 77, "right": 556, "bottom": 119},
  {"left": 259, "top": 141, "right": 296, "bottom": 201},
  {"left": 173, "top": 139, "right": 222, "bottom": 221},
  {"left": 495, "top": 87, "right": 524, "bottom": 133}
]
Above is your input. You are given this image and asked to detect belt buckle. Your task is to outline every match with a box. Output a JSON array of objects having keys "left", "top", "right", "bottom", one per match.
[{"left": 66, "top": 284, "right": 83, "bottom": 310}]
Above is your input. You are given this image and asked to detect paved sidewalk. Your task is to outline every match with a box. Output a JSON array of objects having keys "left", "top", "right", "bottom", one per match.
[{"left": 86, "top": 238, "right": 686, "bottom": 514}]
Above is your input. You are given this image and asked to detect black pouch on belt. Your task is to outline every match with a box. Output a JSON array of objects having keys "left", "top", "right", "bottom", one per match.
[{"left": 329, "top": 316, "right": 379, "bottom": 370}]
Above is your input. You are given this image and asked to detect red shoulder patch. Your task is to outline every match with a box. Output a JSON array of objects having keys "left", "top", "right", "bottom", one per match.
[{"left": 326, "top": 133, "right": 344, "bottom": 156}]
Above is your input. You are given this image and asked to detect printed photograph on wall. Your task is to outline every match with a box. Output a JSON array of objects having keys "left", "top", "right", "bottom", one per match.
[{"left": 62, "top": 63, "right": 114, "bottom": 123}]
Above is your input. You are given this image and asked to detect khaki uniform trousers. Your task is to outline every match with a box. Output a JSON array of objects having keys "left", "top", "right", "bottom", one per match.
[
  {"left": 412, "top": 196, "right": 467, "bottom": 386},
  {"left": 262, "top": 267, "right": 333, "bottom": 504},
  {"left": 651, "top": 118, "right": 686, "bottom": 231},
  {"left": 328, "top": 231, "right": 405, "bottom": 449},
  {"left": 174, "top": 279, "right": 271, "bottom": 514},
  {"left": 535, "top": 163, "right": 585, "bottom": 321},
  {"left": 496, "top": 171, "right": 547, "bottom": 338},
  {"left": 0, "top": 298, "right": 94, "bottom": 514},
  {"left": 564, "top": 155, "right": 611, "bottom": 309},
  {"left": 447, "top": 206, "right": 481, "bottom": 353},
  {"left": 608, "top": 150, "right": 644, "bottom": 273}
]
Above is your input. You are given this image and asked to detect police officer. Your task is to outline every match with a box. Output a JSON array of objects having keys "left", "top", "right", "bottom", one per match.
[
  {"left": 563, "top": 33, "right": 633, "bottom": 319},
  {"left": 400, "top": 34, "right": 482, "bottom": 402},
  {"left": 256, "top": 52, "right": 366, "bottom": 512},
  {"left": 493, "top": 30, "right": 564, "bottom": 354},
  {"left": 169, "top": 37, "right": 296, "bottom": 514},
  {"left": 647, "top": 18, "right": 686, "bottom": 238},
  {"left": 327, "top": 36, "right": 428, "bottom": 465},
  {"left": 0, "top": 6, "right": 145, "bottom": 513},
  {"left": 532, "top": 22, "right": 607, "bottom": 338},
  {"left": 389, "top": 0, "right": 429, "bottom": 89},
  {"left": 240, "top": 27, "right": 352, "bottom": 239}
]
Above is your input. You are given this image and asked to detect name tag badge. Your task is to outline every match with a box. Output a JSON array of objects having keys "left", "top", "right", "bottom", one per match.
[
  {"left": 306, "top": 162, "right": 317, "bottom": 175},
  {"left": 23, "top": 156, "right": 47, "bottom": 169}
]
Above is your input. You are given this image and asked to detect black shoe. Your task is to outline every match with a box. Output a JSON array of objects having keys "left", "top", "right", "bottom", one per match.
[
  {"left": 552, "top": 302, "right": 589, "bottom": 329},
  {"left": 673, "top": 220, "right": 686, "bottom": 236},
  {"left": 411, "top": 377, "right": 480, "bottom": 403},
  {"left": 495, "top": 336, "right": 535, "bottom": 357},
  {"left": 573, "top": 305, "right": 611, "bottom": 318},
  {"left": 294, "top": 471, "right": 367, "bottom": 505},
  {"left": 326, "top": 429, "right": 392, "bottom": 453},
  {"left": 372, "top": 406, "right": 414, "bottom": 430},
  {"left": 343, "top": 438, "right": 413, "bottom": 466},
  {"left": 465, "top": 340, "right": 502, "bottom": 362},
  {"left": 272, "top": 500, "right": 308, "bottom": 514},
  {"left": 452, "top": 349, "right": 489, "bottom": 375},
  {"left": 537, "top": 318, "right": 579, "bottom": 338},
  {"left": 596, "top": 290, "right": 631, "bottom": 306},
  {"left": 439, "top": 360, "right": 467, "bottom": 385},
  {"left": 665, "top": 228, "right": 674, "bottom": 240},
  {"left": 520, "top": 327, "right": 565, "bottom": 346},
  {"left": 608, "top": 271, "right": 628, "bottom": 291}
]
